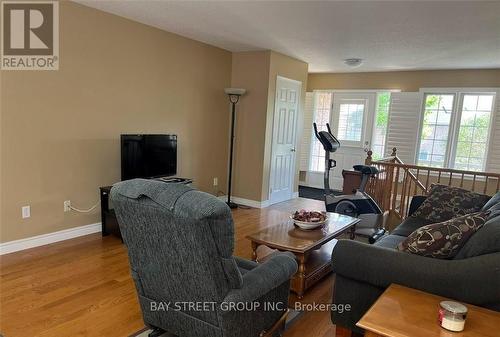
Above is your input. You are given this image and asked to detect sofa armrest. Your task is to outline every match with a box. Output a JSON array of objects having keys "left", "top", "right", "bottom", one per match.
[
  {"left": 223, "top": 253, "right": 298, "bottom": 304},
  {"left": 331, "top": 240, "right": 500, "bottom": 305},
  {"left": 234, "top": 256, "right": 258, "bottom": 271}
]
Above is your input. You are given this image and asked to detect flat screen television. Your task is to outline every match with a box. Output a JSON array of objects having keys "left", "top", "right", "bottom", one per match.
[{"left": 121, "top": 134, "right": 177, "bottom": 181}]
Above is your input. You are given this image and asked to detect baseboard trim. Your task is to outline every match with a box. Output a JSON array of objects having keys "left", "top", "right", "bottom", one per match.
[
  {"left": 218, "top": 196, "right": 270, "bottom": 209},
  {"left": 299, "top": 182, "right": 324, "bottom": 189},
  {"left": 219, "top": 193, "right": 300, "bottom": 208},
  {"left": 0, "top": 223, "right": 102, "bottom": 255}
]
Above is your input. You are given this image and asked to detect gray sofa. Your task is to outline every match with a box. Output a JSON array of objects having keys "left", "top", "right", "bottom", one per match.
[
  {"left": 331, "top": 193, "right": 500, "bottom": 334},
  {"left": 111, "top": 179, "right": 298, "bottom": 337}
]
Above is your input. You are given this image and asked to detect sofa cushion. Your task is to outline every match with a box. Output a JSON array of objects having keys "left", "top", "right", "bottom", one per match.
[
  {"left": 411, "top": 184, "right": 490, "bottom": 223},
  {"left": 392, "top": 216, "right": 430, "bottom": 237},
  {"left": 454, "top": 212, "right": 500, "bottom": 259},
  {"left": 374, "top": 234, "right": 406, "bottom": 249},
  {"left": 482, "top": 191, "right": 500, "bottom": 211},
  {"left": 488, "top": 202, "right": 500, "bottom": 218},
  {"left": 397, "top": 211, "right": 490, "bottom": 259}
]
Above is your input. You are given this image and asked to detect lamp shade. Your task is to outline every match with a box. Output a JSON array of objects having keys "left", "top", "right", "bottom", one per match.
[{"left": 224, "top": 88, "right": 246, "bottom": 96}]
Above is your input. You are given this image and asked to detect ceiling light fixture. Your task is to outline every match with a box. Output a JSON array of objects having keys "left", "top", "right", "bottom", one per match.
[{"left": 344, "top": 58, "right": 363, "bottom": 68}]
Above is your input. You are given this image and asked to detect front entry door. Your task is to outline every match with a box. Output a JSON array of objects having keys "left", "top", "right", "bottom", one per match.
[
  {"left": 329, "top": 93, "right": 376, "bottom": 190},
  {"left": 269, "top": 76, "right": 301, "bottom": 204}
]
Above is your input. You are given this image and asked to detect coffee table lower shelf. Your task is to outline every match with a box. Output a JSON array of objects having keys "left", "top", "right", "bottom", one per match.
[{"left": 254, "top": 240, "right": 337, "bottom": 299}]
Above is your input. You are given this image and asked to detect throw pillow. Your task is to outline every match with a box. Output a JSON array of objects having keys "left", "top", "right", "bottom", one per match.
[
  {"left": 411, "top": 184, "right": 490, "bottom": 223},
  {"left": 454, "top": 211, "right": 500, "bottom": 259},
  {"left": 397, "top": 211, "right": 490, "bottom": 259}
]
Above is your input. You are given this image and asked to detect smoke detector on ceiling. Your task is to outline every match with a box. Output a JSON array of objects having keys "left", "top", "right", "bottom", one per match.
[{"left": 344, "top": 58, "right": 363, "bottom": 68}]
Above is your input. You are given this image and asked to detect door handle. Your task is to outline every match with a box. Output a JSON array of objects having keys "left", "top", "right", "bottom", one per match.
[
  {"left": 364, "top": 141, "right": 370, "bottom": 152},
  {"left": 290, "top": 148, "right": 296, "bottom": 152}
]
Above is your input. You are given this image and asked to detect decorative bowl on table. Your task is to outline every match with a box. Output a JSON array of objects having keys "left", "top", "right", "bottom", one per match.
[{"left": 291, "top": 210, "right": 328, "bottom": 230}]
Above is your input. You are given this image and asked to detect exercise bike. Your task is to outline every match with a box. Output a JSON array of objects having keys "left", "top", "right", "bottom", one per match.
[{"left": 313, "top": 123, "right": 386, "bottom": 242}]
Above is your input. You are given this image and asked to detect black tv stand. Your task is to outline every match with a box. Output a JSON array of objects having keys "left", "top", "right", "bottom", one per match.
[{"left": 100, "top": 177, "right": 192, "bottom": 239}]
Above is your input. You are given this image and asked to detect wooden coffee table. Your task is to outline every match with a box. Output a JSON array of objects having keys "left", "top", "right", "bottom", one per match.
[
  {"left": 357, "top": 284, "right": 500, "bottom": 337},
  {"left": 246, "top": 212, "right": 359, "bottom": 299}
]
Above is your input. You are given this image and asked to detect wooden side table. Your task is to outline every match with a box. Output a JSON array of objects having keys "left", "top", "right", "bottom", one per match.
[{"left": 357, "top": 284, "right": 500, "bottom": 337}]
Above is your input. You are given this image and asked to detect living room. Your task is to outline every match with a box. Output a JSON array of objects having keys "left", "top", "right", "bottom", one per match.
[{"left": 1, "top": 1, "right": 499, "bottom": 337}]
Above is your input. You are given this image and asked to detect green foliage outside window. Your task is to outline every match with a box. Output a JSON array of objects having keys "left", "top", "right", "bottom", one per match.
[
  {"left": 421, "top": 94, "right": 491, "bottom": 170},
  {"left": 372, "top": 92, "right": 391, "bottom": 160},
  {"left": 376, "top": 92, "right": 390, "bottom": 127}
]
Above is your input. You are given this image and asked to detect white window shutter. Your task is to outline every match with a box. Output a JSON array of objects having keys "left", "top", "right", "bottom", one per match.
[
  {"left": 299, "top": 92, "right": 314, "bottom": 171},
  {"left": 486, "top": 91, "right": 500, "bottom": 173},
  {"left": 385, "top": 92, "right": 421, "bottom": 164}
]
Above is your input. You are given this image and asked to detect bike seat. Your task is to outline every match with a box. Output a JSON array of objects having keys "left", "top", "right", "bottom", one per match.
[{"left": 353, "top": 165, "right": 379, "bottom": 175}]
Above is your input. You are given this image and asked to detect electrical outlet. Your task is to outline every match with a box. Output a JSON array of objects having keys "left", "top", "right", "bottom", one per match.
[
  {"left": 213, "top": 177, "right": 218, "bottom": 186},
  {"left": 22, "top": 206, "right": 31, "bottom": 219},
  {"left": 64, "top": 200, "right": 71, "bottom": 212}
]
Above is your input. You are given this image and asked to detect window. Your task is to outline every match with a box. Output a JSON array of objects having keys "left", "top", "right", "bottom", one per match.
[
  {"left": 453, "top": 94, "right": 494, "bottom": 171},
  {"left": 338, "top": 103, "right": 364, "bottom": 141},
  {"left": 418, "top": 94, "right": 454, "bottom": 167},
  {"left": 417, "top": 91, "right": 495, "bottom": 171},
  {"left": 309, "top": 92, "right": 332, "bottom": 172},
  {"left": 371, "top": 92, "right": 391, "bottom": 160}
]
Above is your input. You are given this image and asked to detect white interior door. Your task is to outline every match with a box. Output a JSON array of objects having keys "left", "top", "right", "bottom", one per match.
[
  {"left": 329, "top": 93, "right": 376, "bottom": 190},
  {"left": 269, "top": 76, "right": 301, "bottom": 204}
]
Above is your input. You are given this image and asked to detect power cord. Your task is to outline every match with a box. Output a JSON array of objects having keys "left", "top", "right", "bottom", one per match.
[{"left": 69, "top": 201, "right": 100, "bottom": 213}]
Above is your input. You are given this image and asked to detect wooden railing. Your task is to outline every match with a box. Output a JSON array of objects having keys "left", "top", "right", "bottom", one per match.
[
  {"left": 364, "top": 148, "right": 399, "bottom": 213},
  {"left": 363, "top": 148, "right": 500, "bottom": 228}
]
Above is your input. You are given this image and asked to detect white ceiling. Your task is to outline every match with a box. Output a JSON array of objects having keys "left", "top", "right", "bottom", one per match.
[{"left": 75, "top": 0, "right": 500, "bottom": 73}]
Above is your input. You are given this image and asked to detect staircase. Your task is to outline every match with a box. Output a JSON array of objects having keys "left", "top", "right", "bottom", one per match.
[{"left": 364, "top": 148, "right": 500, "bottom": 229}]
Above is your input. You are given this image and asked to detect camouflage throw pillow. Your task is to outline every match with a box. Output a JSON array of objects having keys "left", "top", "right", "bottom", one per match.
[
  {"left": 397, "top": 211, "right": 490, "bottom": 259},
  {"left": 411, "top": 184, "right": 490, "bottom": 223}
]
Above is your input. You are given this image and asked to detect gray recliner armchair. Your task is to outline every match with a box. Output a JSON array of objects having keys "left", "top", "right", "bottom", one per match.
[{"left": 111, "top": 179, "right": 298, "bottom": 337}]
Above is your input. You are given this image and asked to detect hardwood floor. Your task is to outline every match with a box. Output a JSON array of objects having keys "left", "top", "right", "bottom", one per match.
[{"left": 0, "top": 197, "right": 342, "bottom": 337}]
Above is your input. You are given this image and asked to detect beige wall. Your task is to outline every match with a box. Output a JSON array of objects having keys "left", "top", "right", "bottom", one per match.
[
  {"left": 230, "top": 51, "right": 308, "bottom": 202},
  {"left": 308, "top": 69, "right": 500, "bottom": 92},
  {"left": 0, "top": 73, "right": 3, "bottom": 237},
  {"left": 0, "top": 2, "right": 232, "bottom": 242},
  {"left": 6, "top": 3, "right": 496, "bottom": 244},
  {"left": 230, "top": 51, "right": 271, "bottom": 201},
  {"left": 263, "top": 52, "right": 308, "bottom": 200}
]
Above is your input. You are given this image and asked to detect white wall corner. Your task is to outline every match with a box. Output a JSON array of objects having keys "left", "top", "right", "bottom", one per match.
[{"left": 0, "top": 223, "right": 102, "bottom": 255}]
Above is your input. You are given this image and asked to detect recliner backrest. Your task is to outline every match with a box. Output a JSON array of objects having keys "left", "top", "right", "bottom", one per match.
[{"left": 111, "top": 179, "right": 242, "bottom": 326}]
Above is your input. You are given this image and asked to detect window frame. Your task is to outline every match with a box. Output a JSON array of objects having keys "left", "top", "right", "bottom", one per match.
[
  {"left": 371, "top": 92, "right": 392, "bottom": 160},
  {"left": 308, "top": 91, "right": 333, "bottom": 172},
  {"left": 416, "top": 88, "right": 497, "bottom": 171},
  {"left": 307, "top": 89, "right": 399, "bottom": 173},
  {"left": 331, "top": 95, "right": 374, "bottom": 148}
]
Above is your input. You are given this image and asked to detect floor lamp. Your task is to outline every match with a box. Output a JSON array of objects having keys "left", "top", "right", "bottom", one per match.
[{"left": 224, "top": 87, "right": 246, "bottom": 209}]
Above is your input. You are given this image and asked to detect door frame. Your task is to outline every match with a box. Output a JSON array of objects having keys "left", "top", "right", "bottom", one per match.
[
  {"left": 328, "top": 92, "right": 377, "bottom": 190},
  {"left": 313, "top": 89, "right": 400, "bottom": 152},
  {"left": 302, "top": 90, "right": 397, "bottom": 190},
  {"left": 268, "top": 75, "right": 302, "bottom": 204},
  {"left": 331, "top": 92, "right": 376, "bottom": 149}
]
